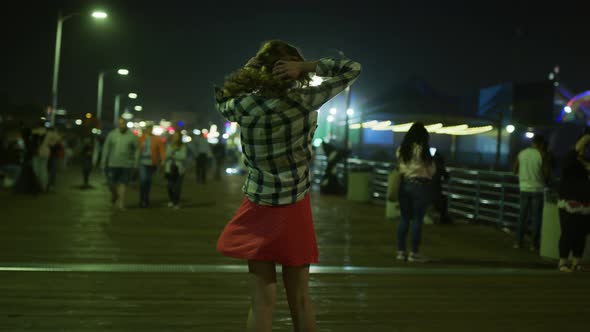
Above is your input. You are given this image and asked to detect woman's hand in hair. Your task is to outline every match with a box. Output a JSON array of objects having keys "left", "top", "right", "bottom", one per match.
[
  {"left": 273, "top": 60, "right": 317, "bottom": 80},
  {"left": 272, "top": 60, "right": 304, "bottom": 80}
]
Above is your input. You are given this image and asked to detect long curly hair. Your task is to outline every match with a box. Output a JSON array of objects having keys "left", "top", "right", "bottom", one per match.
[
  {"left": 222, "top": 40, "right": 311, "bottom": 98},
  {"left": 399, "top": 122, "right": 433, "bottom": 164}
]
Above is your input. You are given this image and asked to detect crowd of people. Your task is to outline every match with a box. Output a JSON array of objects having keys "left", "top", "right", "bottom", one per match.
[{"left": 0, "top": 117, "right": 229, "bottom": 210}]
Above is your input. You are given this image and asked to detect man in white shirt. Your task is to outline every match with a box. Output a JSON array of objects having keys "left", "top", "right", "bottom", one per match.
[{"left": 513, "top": 135, "right": 550, "bottom": 251}]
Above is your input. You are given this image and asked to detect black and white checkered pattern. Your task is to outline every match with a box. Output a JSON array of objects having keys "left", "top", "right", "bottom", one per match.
[{"left": 215, "top": 58, "right": 361, "bottom": 205}]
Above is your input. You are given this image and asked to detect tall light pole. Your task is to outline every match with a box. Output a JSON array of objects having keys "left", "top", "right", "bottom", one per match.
[
  {"left": 97, "top": 68, "right": 129, "bottom": 122},
  {"left": 113, "top": 92, "right": 138, "bottom": 126},
  {"left": 51, "top": 10, "right": 107, "bottom": 126}
]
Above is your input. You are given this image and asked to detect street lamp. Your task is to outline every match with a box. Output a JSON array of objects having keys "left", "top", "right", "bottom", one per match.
[
  {"left": 134, "top": 105, "right": 143, "bottom": 111},
  {"left": 51, "top": 10, "right": 107, "bottom": 126},
  {"left": 128, "top": 93, "right": 138, "bottom": 99},
  {"left": 113, "top": 93, "right": 138, "bottom": 126},
  {"left": 91, "top": 11, "right": 108, "bottom": 19},
  {"left": 97, "top": 68, "right": 129, "bottom": 122}
]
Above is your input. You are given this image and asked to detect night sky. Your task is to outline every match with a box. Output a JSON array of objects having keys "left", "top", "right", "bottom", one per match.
[{"left": 3, "top": 0, "right": 589, "bottom": 126}]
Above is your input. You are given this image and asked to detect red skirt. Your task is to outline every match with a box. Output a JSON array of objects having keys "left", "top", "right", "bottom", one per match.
[{"left": 216, "top": 194, "right": 318, "bottom": 266}]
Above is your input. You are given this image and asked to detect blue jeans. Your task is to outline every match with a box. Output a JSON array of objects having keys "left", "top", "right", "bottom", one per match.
[
  {"left": 139, "top": 165, "right": 156, "bottom": 205},
  {"left": 167, "top": 174, "right": 184, "bottom": 205},
  {"left": 397, "top": 180, "right": 433, "bottom": 253},
  {"left": 516, "top": 191, "right": 544, "bottom": 249}
]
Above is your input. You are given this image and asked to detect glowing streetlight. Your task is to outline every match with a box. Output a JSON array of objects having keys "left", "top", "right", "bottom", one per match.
[
  {"left": 564, "top": 106, "right": 572, "bottom": 113},
  {"left": 128, "top": 93, "right": 138, "bottom": 99},
  {"left": 506, "top": 124, "right": 515, "bottom": 133},
  {"left": 117, "top": 69, "right": 129, "bottom": 76},
  {"left": 329, "top": 107, "right": 337, "bottom": 115},
  {"left": 525, "top": 132, "right": 535, "bottom": 139},
  {"left": 91, "top": 11, "right": 108, "bottom": 19},
  {"left": 346, "top": 108, "right": 354, "bottom": 116},
  {"left": 51, "top": 9, "right": 109, "bottom": 126},
  {"left": 134, "top": 105, "right": 143, "bottom": 111},
  {"left": 75, "top": 119, "right": 82, "bottom": 125}
]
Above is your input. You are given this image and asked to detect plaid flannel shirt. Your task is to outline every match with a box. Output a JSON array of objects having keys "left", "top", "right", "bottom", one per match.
[{"left": 215, "top": 58, "right": 361, "bottom": 206}]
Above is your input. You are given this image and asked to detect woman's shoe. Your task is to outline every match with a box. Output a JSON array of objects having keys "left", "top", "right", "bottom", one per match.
[{"left": 408, "top": 252, "right": 429, "bottom": 263}]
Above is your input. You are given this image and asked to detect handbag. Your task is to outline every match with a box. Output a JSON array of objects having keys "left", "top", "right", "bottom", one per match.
[{"left": 387, "top": 168, "right": 402, "bottom": 202}]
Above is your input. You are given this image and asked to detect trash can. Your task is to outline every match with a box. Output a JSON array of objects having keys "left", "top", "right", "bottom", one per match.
[{"left": 347, "top": 164, "right": 372, "bottom": 202}]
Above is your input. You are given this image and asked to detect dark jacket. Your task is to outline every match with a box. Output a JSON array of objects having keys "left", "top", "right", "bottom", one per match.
[{"left": 558, "top": 149, "right": 590, "bottom": 202}]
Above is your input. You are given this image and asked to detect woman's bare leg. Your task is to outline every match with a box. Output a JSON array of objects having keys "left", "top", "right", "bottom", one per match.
[
  {"left": 282, "top": 265, "right": 316, "bottom": 332},
  {"left": 247, "top": 260, "right": 277, "bottom": 332}
]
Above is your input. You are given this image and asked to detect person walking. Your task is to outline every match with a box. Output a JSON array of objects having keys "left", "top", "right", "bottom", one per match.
[
  {"left": 101, "top": 117, "right": 139, "bottom": 210},
  {"left": 137, "top": 123, "right": 166, "bottom": 208},
  {"left": 212, "top": 141, "right": 226, "bottom": 180},
  {"left": 215, "top": 40, "right": 361, "bottom": 332},
  {"left": 46, "top": 131, "right": 63, "bottom": 192},
  {"left": 395, "top": 123, "right": 436, "bottom": 263},
  {"left": 557, "top": 134, "right": 590, "bottom": 272},
  {"left": 191, "top": 135, "right": 211, "bottom": 184},
  {"left": 164, "top": 132, "right": 188, "bottom": 209},
  {"left": 513, "top": 135, "right": 550, "bottom": 251},
  {"left": 80, "top": 135, "right": 95, "bottom": 188}
]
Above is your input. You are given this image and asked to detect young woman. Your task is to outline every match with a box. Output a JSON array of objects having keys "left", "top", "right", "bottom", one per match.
[
  {"left": 164, "top": 131, "right": 188, "bottom": 209},
  {"left": 215, "top": 40, "right": 361, "bottom": 332},
  {"left": 557, "top": 134, "right": 590, "bottom": 272},
  {"left": 396, "top": 122, "right": 436, "bottom": 263}
]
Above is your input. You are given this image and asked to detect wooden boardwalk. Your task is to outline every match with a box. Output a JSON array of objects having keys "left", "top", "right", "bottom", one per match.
[{"left": 0, "top": 168, "right": 588, "bottom": 331}]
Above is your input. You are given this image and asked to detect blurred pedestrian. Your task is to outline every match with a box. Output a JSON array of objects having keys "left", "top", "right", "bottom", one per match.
[
  {"left": 29, "top": 123, "right": 47, "bottom": 191},
  {"left": 557, "top": 134, "right": 590, "bottom": 272},
  {"left": 513, "top": 135, "right": 550, "bottom": 251},
  {"left": 165, "top": 132, "right": 188, "bottom": 209},
  {"left": 137, "top": 123, "right": 165, "bottom": 208},
  {"left": 101, "top": 117, "right": 139, "bottom": 210},
  {"left": 191, "top": 135, "right": 211, "bottom": 184},
  {"left": 432, "top": 151, "right": 451, "bottom": 224},
  {"left": 212, "top": 141, "right": 226, "bottom": 180},
  {"left": 215, "top": 40, "right": 361, "bottom": 331},
  {"left": 47, "top": 129, "right": 63, "bottom": 191},
  {"left": 80, "top": 135, "right": 95, "bottom": 188},
  {"left": 396, "top": 123, "right": 436, "bottom": 263}
]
